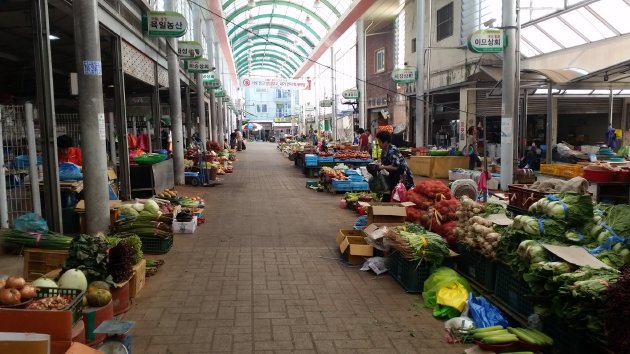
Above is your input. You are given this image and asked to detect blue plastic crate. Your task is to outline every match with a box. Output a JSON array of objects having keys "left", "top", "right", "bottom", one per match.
[
  {"left": 348, "top": 175, "right": 365, "bottom": 181},
  {"left": 344, "top": 169, "right": 360, "bottom": 176},
  {"left": 319, "top": 156, "right": 334, "bottom": 163},
  {"left": 351, "top": 181, "right": 369, "bottom": 191},
  {"left": 305, "top": 159, "right": 318, "bottom": 167},
  {"left": 331, "top": 179, "right": 353, "bottom": 190}
]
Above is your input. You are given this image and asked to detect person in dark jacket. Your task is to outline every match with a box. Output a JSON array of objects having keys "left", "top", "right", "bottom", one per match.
[{"left": 375, "top": 131, "right": 414, "bottom": 201}]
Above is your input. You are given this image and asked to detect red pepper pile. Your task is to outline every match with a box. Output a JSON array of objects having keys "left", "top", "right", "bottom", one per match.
[{"left": 405, "top": 180, "right": 459, "bottom": 247}]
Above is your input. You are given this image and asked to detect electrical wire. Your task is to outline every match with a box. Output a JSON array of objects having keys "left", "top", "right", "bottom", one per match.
[{"left": 186, "top": 0, "right": 497, "bottom": 123}]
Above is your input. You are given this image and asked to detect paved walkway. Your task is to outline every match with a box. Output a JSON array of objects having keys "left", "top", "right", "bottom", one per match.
[{"left": 125, "top": 142, "right": 466, "bottom": 354}]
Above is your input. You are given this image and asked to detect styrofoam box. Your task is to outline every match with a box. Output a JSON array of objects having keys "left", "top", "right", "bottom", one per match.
[{"left": 173, "top": 216, "right": 197, "bottom": 234}]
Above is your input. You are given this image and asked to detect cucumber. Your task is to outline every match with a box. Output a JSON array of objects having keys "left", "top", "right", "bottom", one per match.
[
  {"left": 473, "top": 325, "right": 504, "bottom": 333},
  {"left": 472, "top": 330, "right": 510, "bottom": 340},
  {"left": 508, "top": 327, "right": 541, "bottom": 345},
  {"left": 480, "top": 334, "right": 519, "bottom": 344},
  {"left": 523, "top": 328, "right": 553, "bottom": 346}
]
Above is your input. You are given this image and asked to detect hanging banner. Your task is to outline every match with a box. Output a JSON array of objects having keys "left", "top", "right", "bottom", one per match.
[
  {"left": 342, "top": 88, "right": 360, "bottom": 100},
  {"left": 468, "top": 29, "right": 506, "bottom": 53},
  {"left": 214, "top": 89, "right": 225, "bottom": 97},
  {"left": 240, "top": 76, "right": 312, "bottom": 90},
  {"left": 184, "top": 58, "right": 211, "bottom": 73},
  {"left": 143, "top": 11, "right": 188, "bottom": 37},
  {"left": 391, "top": 67, "right": 418, "bottom": 83},
  {"left": 177, "top": 41, "right": 203, "bottom": 58}
]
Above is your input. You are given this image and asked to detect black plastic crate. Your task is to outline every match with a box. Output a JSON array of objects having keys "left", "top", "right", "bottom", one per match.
[
  {"left": 140, "top": 235, "right": 173, "bottom": 254},
  {"left": 388, "top": 251, "right": 435, "bottom": 293},
  {"left": 494, "top": 263, "right": 534, "bottom": 318},
  {"left": 36, "top": 287, "right": 84, "bottom": 325},
  {"left": 543, "top": 316, "right": 584, "bottom": 354},
  {"left": 456, "top": 245, "right": 497, "bottom": 291}
]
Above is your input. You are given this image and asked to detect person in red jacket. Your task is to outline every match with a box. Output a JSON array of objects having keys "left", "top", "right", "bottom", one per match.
[{"left": 57, "top": 135, "right": 82, "bottom": 166}]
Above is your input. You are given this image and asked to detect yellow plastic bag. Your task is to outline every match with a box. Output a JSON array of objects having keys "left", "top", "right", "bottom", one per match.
[
  {"left": 436, "top": 282, "right": 469, "bottom": 312},
  {"left": 423, "top": 267, "right": 471, "bottom": 318}
]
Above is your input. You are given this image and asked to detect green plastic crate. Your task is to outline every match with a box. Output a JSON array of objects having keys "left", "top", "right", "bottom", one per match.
[
  {"left": 140, "top": 235, "right": 173, "bottom": 254},
  {"left": 543, "top": 316, "right": 584, "bottom": 354},
  {"left": 388, "top": 252, "right": 435, "bottom": 293},
  {"left": 494, "top": 263, "right": 533, "bottom": 318},
  {"left": 36, "top": 287, "right": 84, "bottom": 325},
  {"left": 457, "top": 245, "right": 497, "bottom": 291}
]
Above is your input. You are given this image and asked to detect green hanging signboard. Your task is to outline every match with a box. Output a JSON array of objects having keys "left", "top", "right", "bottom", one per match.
[
  {"left": 391, "top": 67, "right": 418, "bottom": 84},
  {"left": 143, "top": 11, "right": 187, "bottom": 37},
  {"left": 203, "top": 73, "right": 221, "bottom": 89},
  {"left": 177, "top": 41, "right": 203, "bottom": 58},
  {"left": 342, "top": 88, "right": 360, "bottom": 100},
  {"left": 184, "top": 58, "right": 211, "bottom": 73},
  {"left": 467, "top": 29, "right": 506, "bottom": 53},
  {"left": 214, "top": 89, "right": 225, "bottom": 97}
]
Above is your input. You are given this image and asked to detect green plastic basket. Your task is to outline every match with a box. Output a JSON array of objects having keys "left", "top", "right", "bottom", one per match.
[
  {"left": 140, "top": 235, "right": 173, "bottom": 254},
  {"left": 456, "top": 245, "right": 497, "bottom": 291},
  {"left": 35, "top": 287, "right": 85, "bottom": 325},
  {"left": 133, "top": 153, "right": 167, "bottom": 165},
  {"left": 388, "top": 252, "right": 436, "bottom": 293}
]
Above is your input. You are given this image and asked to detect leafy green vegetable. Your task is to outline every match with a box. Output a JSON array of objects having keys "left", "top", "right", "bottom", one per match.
[
  {"left": 529, "top": 193, "right": 593, "bottom": 226},
  {"left": 62, "top": 234, "right": 112, "bottom": 284},
  {"left": 395, "top": 224, "right": 450, "bottom": 265}
]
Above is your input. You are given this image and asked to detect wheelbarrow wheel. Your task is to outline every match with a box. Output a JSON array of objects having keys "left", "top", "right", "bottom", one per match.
[{"left": 190, "top": 177, "right": 200, "bottom": 187}]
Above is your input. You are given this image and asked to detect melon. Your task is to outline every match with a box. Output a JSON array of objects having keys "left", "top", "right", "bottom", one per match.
[
  {"left": 58, "top": 269, "right": 88, "bottom": 291},
  {"left": 86, "top": 289, "right": 112, "bottom": 307}
]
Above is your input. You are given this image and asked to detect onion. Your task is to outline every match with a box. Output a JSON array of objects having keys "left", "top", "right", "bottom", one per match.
[
  {"left": 5, "top": 276, "right": 26, "bottom": 289},
  {"left": 0, "top": 288, "right": 21, "bottom": 305},
  {"left": 19, "top": 285, "right": 36, "bottom": 300}
]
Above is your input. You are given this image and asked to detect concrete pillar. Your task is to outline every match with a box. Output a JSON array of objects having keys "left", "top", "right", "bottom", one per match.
[
  {"left": 166, "top": 0, "right": 185, "bottom": 185},
  {"left": 415, "top": 0, "right": 425, "bottom": 147},
  {"left": 73, "top": 0, "right": 110, "bottom": 233},
  {"left": 500, "top": 0, "right": 517, "bottom": 190}
]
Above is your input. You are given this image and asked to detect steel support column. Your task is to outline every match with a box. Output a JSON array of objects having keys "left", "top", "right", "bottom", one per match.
[
  {"left": 113, "top": 37, "right": 131, "bottom": 200},
  {"left": 166, "top": 0, "right": 184, "bottom": 185},
  {"left": 33, "top": 0, "right": 62, "bottom": 231},
  {"left": 25, "top": 103, "right": 42, "bottom": 216},
  {"left": 500, "top": 0, "right": 517, "bottom": 190},
  {"left": 357, "top": 19, "right": 367, "bottom": 131},
  {"left": 153, "top": 64, "right": 162, "bottom": 149},
  {"left": 185, "top": 85, "right": 192, "bottom": 144},
  {"left": 331, "top": 47, "right": 337, "bottom": 142},
  {"left": 415, "top": 0, "right": 425, "bottom": 147}
]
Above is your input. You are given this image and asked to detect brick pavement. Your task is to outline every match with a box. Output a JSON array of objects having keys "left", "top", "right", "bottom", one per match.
[{"left": 124, "top": 142, "right": 467, "bottom": 354}]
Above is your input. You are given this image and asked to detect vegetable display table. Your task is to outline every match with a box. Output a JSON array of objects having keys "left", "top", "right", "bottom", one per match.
[
  {"left": 130, "top": 159, "right": 174, "bottom": 198},
  {"left": 409, "top": 156, "right": 468, "bottom": 178}
]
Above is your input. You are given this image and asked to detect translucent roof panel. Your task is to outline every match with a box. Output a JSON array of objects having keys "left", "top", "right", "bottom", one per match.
[
  {"left": 537, "top": 18, "right": 586, "bottom": 48},
  {"left": 560, "top": 8, "right": 616, "bottom": 42},
  {"left": 222, "top": 0, "right": 354, "bottom": 77},
  {"left": 520, "top": 0, "right": 630, "bottom": 58},
  {"left": 521, "top": 26, "right": 562, "bottom": 53},
  {"left": 588, "top": 0, "right": 630, "bottom": 34}
]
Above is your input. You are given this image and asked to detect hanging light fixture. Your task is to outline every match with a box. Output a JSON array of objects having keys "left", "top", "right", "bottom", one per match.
[
  {"left": 248, "top": 12, "right": 254, "bottom": 24},
  {"left": 297, "top": 30, "right": 304, "bottom": 37},
  {"left": 313, "top": 0, "right": 321, "bottom": 9},
  {"left": 305, "top": 15, "right": 311, "bottom": 25},
  {"left": 247, "top": 0, "right": 256, "bottom": 8}
]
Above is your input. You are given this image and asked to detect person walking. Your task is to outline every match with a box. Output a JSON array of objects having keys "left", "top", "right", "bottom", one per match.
[
  {"left": 235, "top": 129, "right": 243, "bottom": 151},
  {"left": 466, "top": 126, "right": 482, "bottom": 170},
  {"left": 375, "top": 131, "right": 414, "bottom": 201},
  {"left": 358, "top": 128, "right": 370, "bottom": 152}
]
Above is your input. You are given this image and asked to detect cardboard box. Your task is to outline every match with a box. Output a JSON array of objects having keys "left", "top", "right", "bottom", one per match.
[
  {"left": 173, "top": 216, "right": 197, "bottom": 233},
  {"left": 129, "top": 259, "right": 147, "bottom": 298},
  {"left": 0, "top": 333, "right": 50, "bottom": 354},
  {"left": 358, "top": 201, "right": 414, "bottom": 224},
  {"left": 336, "top": 229, "right": 373, "bottom": 265}
]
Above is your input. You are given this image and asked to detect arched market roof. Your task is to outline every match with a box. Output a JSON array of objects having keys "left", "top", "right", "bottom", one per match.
[{"left": 221, "top": 0, "right": 355, "bottom": 78}]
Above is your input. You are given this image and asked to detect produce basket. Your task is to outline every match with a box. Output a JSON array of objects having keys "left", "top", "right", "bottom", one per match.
[
  {"left": 35, "top": 287, "right": 85, "bottom": 325},
  {"left": 456, "top": 245, "right": 497, "bottom": 291},
  {"left": 542, "top": 316, "right": 584, "bottom": 354},
  {"left": 133, "top": 153, "right": 167, "bottom": 165},
  {"left": 140, "top": 235, "right": 173, "bottom": 254},
  {"left": 493, "top": 263, "right": 533, "bottom": 318},
  {"left": 388, "top": 251, "right": 435, "bottom": 293},
  {"left": 351, "top": 181, "right": 369, "bottom": 191},
  {"left": 508, "top": 184, "right": 553, "bottom": 210}
]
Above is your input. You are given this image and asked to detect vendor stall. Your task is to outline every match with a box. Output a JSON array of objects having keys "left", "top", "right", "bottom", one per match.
[{"left": 408, "top": 156, "right": 469, "bottom": 179}]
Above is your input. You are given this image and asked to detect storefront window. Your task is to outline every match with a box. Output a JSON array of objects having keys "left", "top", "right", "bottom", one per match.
[{"left": 375, "top": 48, "right": 385, "bottom": 73}]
